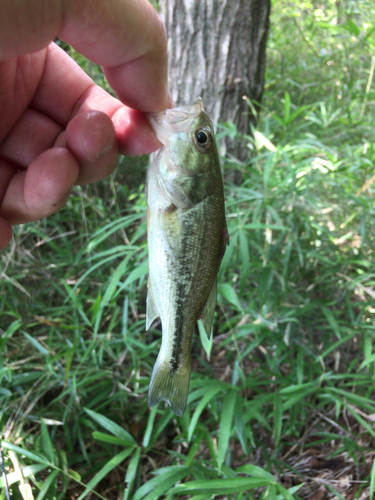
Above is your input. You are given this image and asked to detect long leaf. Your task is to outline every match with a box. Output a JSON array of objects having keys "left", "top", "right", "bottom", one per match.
[
  {"left": 1, "top": 442, "right": 50, "bottom": 466},
  {"left": 370, "top": 457, "right": 375, "bottom": 500},
  {"left": 171, "top": 478, "right": 273, "bottom": 495},
  {"left": 217, "top": 284, "right": 243, "bottom": 313},
  {"left": 36, "top": 470, "right": 59, "bottom": 500},
  {"left": 123, "top": 447, "right": 141, "bottom": 500},
  {"left": 40, "top": 421, "right": 55, "bottom": 464},
  {"left": 236, "top": 465, "right": 276, "bottom": 481},
  {"left": 84, "top": 408, "right": 136, "bottom": 445},
  {"left": 92, "top": 432, "right": 134, "bottom": 447},
  {"left": 133, "top": 466, "right": 189, "bottom": 500},
  {"left": 77, "top": 448, "right": 133, "bottom": 500},
  {"left": 217, "top": 390, "right": 236, "bottom": 470},
  {"left": 188, "top": 386, "right": 222, "bottom": 442},
  {"left": 273, "top": 394, "right": 283, "bottom": 446}
]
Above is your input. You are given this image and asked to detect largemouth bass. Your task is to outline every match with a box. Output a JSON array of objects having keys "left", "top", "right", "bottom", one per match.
[{"left": 146, "top": 98, "right": 228, "bottom": 417}]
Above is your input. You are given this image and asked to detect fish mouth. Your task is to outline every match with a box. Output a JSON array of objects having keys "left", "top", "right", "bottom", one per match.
[{"left": 147, "top": 98, "right": 204, "bottom": 146}]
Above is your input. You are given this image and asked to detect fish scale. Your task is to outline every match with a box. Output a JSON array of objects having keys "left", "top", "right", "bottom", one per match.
[{"left": 146, "top": 99, "right": 228, "bottom": 416}]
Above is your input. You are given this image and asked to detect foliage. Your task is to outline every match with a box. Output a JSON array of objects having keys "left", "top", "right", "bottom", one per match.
[{"left": 1, "top": 1, "right": 375, "bottom": 499}]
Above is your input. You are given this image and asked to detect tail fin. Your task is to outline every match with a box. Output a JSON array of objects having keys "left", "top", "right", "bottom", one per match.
[{"left": 148, "top": 356, "right": 191, "bottom": 417}]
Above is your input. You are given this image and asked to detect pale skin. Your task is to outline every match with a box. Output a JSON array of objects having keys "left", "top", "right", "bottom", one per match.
[{"left": 0, "top": 0, "right": 169, "bottom": 250}]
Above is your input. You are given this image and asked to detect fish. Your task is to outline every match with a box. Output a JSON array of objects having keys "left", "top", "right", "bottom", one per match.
[{"left": 146, "top": 98, "right": 228, "bottom": 417}]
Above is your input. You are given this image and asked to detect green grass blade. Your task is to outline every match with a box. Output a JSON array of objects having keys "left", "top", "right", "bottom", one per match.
[
  {"left": 84, "top": 408, "right": 136, "bottom": 445},
  {"left": 133, "top": 466, "right": 189, "bottom": 500},
  {"left": 283, "top": 91, "right": 290, "bottom": 124},
  {"left": 321, "top": 306, "right": 342, "bottom": 339},
  {"left": 171, "top": 478, "right": 273, "bottom": 495},
  {"left": 122, "top": 261, "right": 148, "bottom": 288},
  {"left": 123, "top": 447, "right": 141, "bottom": 500},
  {"left": 22, "top": 332, "right": 49, "bottom": 356},
  {"left": 217, "top": 389, "right": 236, "bottom": 470},
  {"left": 198, "top": 320, "right": 213, "bottom": 360},
  {"left": 144, "top": 410, "right": 174, "bottom": 452},
  {"left": 276, "top": 483, "right": 296, "bottom": 500},
  {"left": 188, "top": 386, "right": 222, "bottom": 442},
  {"left": 36, "top": 470, "right": 59, "bottom": 500},
  {"left": 234, "top": 394, "right": 248, "bottom": 455},
  {"left": 1, "top": 442, "right": 50, "bottom": 466},
  {"left": 183, "top": 496, "right": 208, "bottom": 500},
  {"left": 40, "top": 421, "right": 55, "bottom": 465},
  {"left": 273, "top": 394, "right": 283, "bottom": 446},
  {"left": 236, "top": 464, "right": 276, "bottom": 481},
  {"left": 92, "top": 432, "right": 135, "bottom": 447},
  {"left": 325, "top": 483, "right": 346, "bottom": 500},
  {"left": 217, "top": 284, "right": 243, "bottom": 313},
  {"left": 77, "top": 448, "right": 133, "bottom": 500},
  {"left": 142, "top": 406, "right": 158, "bottom": 448},
  {"left": 370, "top": 457, "right": 375, "bottom": 500}
]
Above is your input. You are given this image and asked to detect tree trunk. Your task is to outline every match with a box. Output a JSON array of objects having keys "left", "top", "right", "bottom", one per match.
[{"left": 159, "top": 0, "right": 271, "bottom": 162}]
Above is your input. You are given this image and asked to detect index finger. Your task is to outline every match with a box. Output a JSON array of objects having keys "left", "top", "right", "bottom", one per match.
[{"left": 61, "top": 0, "right": 169, "bottom": 112}]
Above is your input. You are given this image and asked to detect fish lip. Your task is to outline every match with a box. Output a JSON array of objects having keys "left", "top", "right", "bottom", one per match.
[{"left": 147, "top": 98, "right": 205, "bottom": 146}]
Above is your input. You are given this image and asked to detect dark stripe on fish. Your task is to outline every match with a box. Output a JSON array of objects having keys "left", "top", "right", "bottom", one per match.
[
  {"left": 171, "top": 280, "right": 185, "bottom": 372},
  {"left": 170, "top": 216, "right": 194, "bottom": 372}
]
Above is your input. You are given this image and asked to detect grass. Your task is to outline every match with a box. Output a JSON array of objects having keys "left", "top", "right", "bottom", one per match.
[{"left": 2, "top": 1, "right": 375, "bottom": 499}]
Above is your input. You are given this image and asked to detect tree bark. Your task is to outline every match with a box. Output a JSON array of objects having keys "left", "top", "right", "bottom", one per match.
[{"left": 159, "top": 0, "right": 271, "bottom": 161}]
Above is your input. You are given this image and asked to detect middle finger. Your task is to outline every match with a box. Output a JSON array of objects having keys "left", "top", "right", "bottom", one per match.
[{"left": 0, "top": 107, "right": 62, "bottom": 168}]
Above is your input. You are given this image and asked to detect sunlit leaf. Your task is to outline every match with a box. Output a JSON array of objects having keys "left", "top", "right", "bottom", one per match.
[
  {"left": 84, "top": 408, "right": 136, "bottom": 445},
  {"left": 171, "top": 478, "right": 273, "bottom": 495},
  {"left": 1, "top": 442, "right": 50, "bottom": 466},
  {"left": 198, "top": 320, "right": 213, "bottom": 360},
  {"left": 217, "top": 284, "right": 243, "bottom": 313}
]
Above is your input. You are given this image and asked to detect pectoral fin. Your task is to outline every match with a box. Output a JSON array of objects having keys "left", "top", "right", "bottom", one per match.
[
  {"left": 160, "top": 172, "right": 214, "bottom": 209},
  {"left": 146, "top": 278, "right": 159, "bottom": 330},
  {"left": 199, "top": 277, "right": 217, "bottom": 339}
]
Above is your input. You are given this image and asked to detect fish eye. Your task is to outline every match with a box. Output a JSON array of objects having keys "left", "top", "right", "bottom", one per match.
[
  {"left": 194, "top": 128, "right": 212, "bottom": 151},
  {"left": 196, "top": 131, "right": 208, "bottom": 144}
]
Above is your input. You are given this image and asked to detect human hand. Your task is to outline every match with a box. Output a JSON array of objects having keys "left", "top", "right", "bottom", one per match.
[{"left": 0, "top": 0, "right": 169, "bottom": 250}]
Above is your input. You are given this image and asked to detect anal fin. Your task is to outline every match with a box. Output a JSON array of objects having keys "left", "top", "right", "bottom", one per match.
[{"left": 146, "top": 277, "right": 159, "bottom": 330}]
